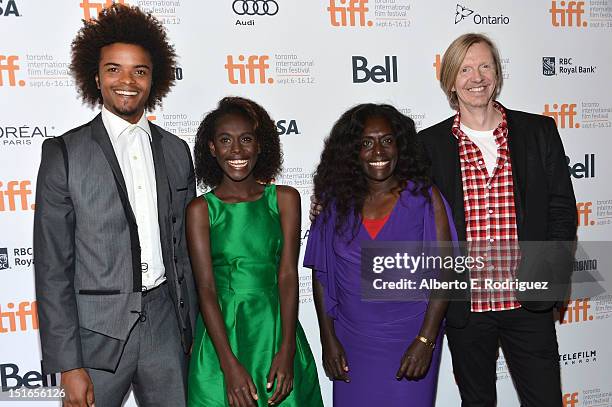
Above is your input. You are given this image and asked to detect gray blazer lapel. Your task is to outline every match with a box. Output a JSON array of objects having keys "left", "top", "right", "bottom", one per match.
[
  {"left": 91, "top": 114, "right": 138, "bottom": 226},
  {"left": 149, "top": 124, "right": 173, "bottom": 273}
]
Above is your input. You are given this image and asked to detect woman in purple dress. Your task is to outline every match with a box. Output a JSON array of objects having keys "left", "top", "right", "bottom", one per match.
[{"left": 304, "top": 104, "right": 456, "bottom": 406}]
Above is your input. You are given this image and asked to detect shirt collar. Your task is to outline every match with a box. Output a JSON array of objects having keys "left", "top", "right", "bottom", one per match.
[
  {"left": 452, "top": 101, "right": 508, "bottom": 143},
  {"left": 101, "top": 106, "right": 152, "bottom": 142}
]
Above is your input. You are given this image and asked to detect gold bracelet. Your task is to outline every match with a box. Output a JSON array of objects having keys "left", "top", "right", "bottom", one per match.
[{"left": 416, "top": 335, "right": 435, "bottom": 349}]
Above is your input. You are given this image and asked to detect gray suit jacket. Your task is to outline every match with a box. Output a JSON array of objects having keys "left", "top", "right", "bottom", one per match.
[{"left": 34, "top": 114, "right": 197, "bottom": 374}]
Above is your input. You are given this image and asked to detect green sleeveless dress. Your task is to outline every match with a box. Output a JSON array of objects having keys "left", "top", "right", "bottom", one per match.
[{"left": 188, "top": 185, "right": 323, "bottom": 407}]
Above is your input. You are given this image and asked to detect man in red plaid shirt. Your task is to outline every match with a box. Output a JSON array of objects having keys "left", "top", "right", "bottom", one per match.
[{"left": 420, "top": 33, "right": 577, "bottom": 406}]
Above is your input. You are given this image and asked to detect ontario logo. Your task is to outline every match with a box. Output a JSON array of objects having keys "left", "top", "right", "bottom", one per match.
[
  {"left": 454, "top": 3, "right": 509, "bottom": 25},
  {"left": 80, "top": 0, "right": 127, "bottom": 21},
  {"left": 549, "top": 1, "right": 587, "bottom": 27}
]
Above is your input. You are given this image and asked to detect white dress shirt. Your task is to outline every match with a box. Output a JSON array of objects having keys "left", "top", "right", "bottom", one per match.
[{"left": 101, "top": 106, "right": 166, "bottom": 290}]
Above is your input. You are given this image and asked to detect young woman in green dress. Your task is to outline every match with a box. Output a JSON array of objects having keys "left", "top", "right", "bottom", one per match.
[{"left": 186, "top": 97, "right": 323, "bottom": 407}]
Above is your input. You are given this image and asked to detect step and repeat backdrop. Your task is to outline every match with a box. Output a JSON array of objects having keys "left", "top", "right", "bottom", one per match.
[{"left": 1, "top": 0, "right": 611, "bottom": 406}]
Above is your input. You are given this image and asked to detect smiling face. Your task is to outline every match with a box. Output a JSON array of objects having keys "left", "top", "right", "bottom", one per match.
[
  {"left": 95, "top": 43, "right": 152, "bottom": 124},
  {"left": 453, "top": 41, "right": 497, "bottom": 111},
  {"left": 209, "top": 113, "right": 260, "bottom": 183},
  {"left": 359, "top": 115, "right": 398, "bottom": 183}
]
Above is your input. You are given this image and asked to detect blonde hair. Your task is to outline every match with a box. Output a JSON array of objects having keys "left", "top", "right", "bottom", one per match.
[{"left": 439, "top": 33, "right": 503, "bottom": 110}]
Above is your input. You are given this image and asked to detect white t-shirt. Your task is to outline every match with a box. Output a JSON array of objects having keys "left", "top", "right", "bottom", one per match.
[{"left": 460, "top": 123, "right": 498, "bottom": 177}]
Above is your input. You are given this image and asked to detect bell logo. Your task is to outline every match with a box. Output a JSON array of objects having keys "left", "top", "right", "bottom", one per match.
[
  {"left": 560, "top": 299, "right": 593, "bottom": 324},
  {"left": 1, "top": 362, "right": 59, "bottom": 391},
  {"left": 0, "top": 181, "right": 33, "bottom": 212},
  {"left": 327, "top": 0, "right": 372, "bottom": 27},
  {"left": 566, "top": 154, "right": 595, "bottom": 179},
  {"left": 0, "top": 0, "right": 20, "bottom": 17},
  {"left": 576, "top": 202, "right": 593, "bottom": 226},
  {"left": 563, "top": 392, "right": 579, "bottom": 407},
  {"left": 0, "top": 301, "right": 38, "bottom": 333},
  {"left": 225, "top": 55, "right": 273, "bottom": 85},
  {"left": 352, "top": 56, "right": 398, "bottom": 84},
  {"left": 549, "top": 1, "right": 587, "bottom": 27},
  {"left": 0, "top": 55, "right": 25, "bottom": 87},
  {"left": 542, "top": 103, "right": 579, "bottom": 128},
  {"left": 433, "top": 54, "right": 441, "bottom": 80},
  {"left": 80, "top": 0, "right": 127, "bottom": 21}
]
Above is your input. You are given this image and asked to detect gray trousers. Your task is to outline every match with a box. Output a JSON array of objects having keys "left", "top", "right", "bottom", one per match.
[{"left": 87, "top": 283, "right": 188, "bottom": 406}]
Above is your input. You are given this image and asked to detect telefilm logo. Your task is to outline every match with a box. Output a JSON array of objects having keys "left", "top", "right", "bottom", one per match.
[
  {"left": 80, "top": 0, "right": 127, "bottom": 20},
  {"left": 566, "top": 154, "right": 595, "bottom": 179},
  {"left": 0, "top": 55, "right": 25, "bottom": 87},
  {"left": 0, "top": 301, "right": 38, "bottom": 334},
  {"left": 276, "top": 120, "right": 300, "bottom": 136},
  {"left": 542, "top": 57, "right": 597, "bottom": 76},
  {"left": 542, "top": 103, "right": 580, "bottom": 129},
  {"left": 454, "top": 3, "right": 510, "bottom": 25},
  {"left": 563, "top": 392, "right": 579, "bottom": 407},
  {"left": 549, "top": 1, "right": 587, "bottom": 27},
  {"left": 559, "top": 349, "right": 597, "bottom": 366},
  {"left": 352, "top": 55, "right": 398, "bottom": 84},
  {"left": 560, "top": 298, "right": 593, "bottom": 324},
  {"left": 0, "top": 247, "right": 33, "bottom": 270},
  {"left": 0, "top": 361, "right": 58, "bottom": 391},
  {"left": 0, "top": 181, "right": 34, "bottom": 212},
  {"left": 0, "top": 0, "right": 20, "bottom": 17},
  {"left": 225, "top": 55, "right": 273, "bottom": 84}
]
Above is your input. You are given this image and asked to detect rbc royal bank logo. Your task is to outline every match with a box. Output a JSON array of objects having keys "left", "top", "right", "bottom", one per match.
[
  {"left": 80, "top": 0, "right": 127, "bottom": 20},
  {"left": 0, "top": 0, "right": 20, "bottom": 17},
  {"left": 543, "top": 57, "right": 556, "bottom": 76},
  {"left": 549, "top": 1, "right": 587, "bottom": 27},
  {"left": 0, "top": 248, "right": 8, "bottom": 270},
  {"left": 232, "top": 0, "right": 278, "bottom": 16},
  {"left": 225, "top": 55, "right": 273, "bottom": 84}
]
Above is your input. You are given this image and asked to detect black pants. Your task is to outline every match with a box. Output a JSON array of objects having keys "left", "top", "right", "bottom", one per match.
[{"left": 446, "top": 307, "right": 562, "bottom": 407}]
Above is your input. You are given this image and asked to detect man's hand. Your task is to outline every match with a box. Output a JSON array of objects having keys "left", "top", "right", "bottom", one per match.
[
  {"left": 61, "top": 368, "right": 94, "bottom": 407},
  {"left": 309, "top": 195, "right": 323, "bottom": 222}
]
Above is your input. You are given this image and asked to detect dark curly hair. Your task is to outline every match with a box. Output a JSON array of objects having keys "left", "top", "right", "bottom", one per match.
[
  {"left": 313, "top": 103, "right": 431, "bottom": 234},
  {"left": 194, "top": 97, "right": 283, "bottom": 188},
  {"left": 70, "top": 4, "right": 176, "bottom": 110}
]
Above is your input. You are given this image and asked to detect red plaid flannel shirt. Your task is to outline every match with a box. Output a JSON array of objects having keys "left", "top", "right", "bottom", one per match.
[{"left": 452, "top": 102, "right": 522, "bottom": 312}]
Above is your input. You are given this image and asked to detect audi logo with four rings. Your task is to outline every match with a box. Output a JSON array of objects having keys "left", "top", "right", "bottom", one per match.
[{"left": 232, "top": 0, "right": 279, "bottom": 16}]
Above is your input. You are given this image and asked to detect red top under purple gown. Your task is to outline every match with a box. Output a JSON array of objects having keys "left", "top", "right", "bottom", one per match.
[{"left": 304, "top": 183, "right": 457, "bottom": 407}]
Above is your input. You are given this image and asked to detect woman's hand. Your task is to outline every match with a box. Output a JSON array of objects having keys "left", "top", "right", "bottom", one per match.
[
  {"left": 395, "top": 338, "right": 434, "bottom": 381},
  {"left": 222, "top": 359, "right": 258, "bottom": 407},
  {"left": 266, "top": 346, "right": 295, "bottom": 405},
  {"left": 321, "top": 333, "right": 350, "bottom": 382}
]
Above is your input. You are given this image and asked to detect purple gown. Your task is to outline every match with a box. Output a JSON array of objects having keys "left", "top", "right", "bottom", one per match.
[{"left": 303, "top": 184, "right": 456, "bottom": 407}]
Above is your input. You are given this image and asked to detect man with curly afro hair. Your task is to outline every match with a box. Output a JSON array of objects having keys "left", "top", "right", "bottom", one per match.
[{"left": 33, "top": 4, "right": 197, "bottom": 407}]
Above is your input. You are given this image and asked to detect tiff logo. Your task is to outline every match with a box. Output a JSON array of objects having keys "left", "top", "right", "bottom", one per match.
[
  {"left": 549, "top": 1, "right": 587, "bottom": 27},
  {"left": 80, "top": 0, "right": 126, "bottom": 21},
  {"left": 563, "top": 392, "right": 579, "bottom": 407},
  {"left": 576, "top": 202, "right": 593, "bottom": 226},
  {"left": 560, "top": 299, "right": 592, "bottom": 323},
  {"left": 327, "top": 0, "right": 372, "bottom": 27},
  {"left": 0, "top": 181, "right": 33, "bottom": 211},
  {"left": 0, "top": 301, "right": 38, "bottom": 333},
  {"left": 433, "top": 54, "right": 441, "bottom": 80},
  {"left": 0, "top": 55, "right": 25, "bottom": 87},
  {"left": 225, "top": 55, "right": 273, "bottom": 84},
  {"left": 542, "top": 103, "right": 580, "bottom": 128}
]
